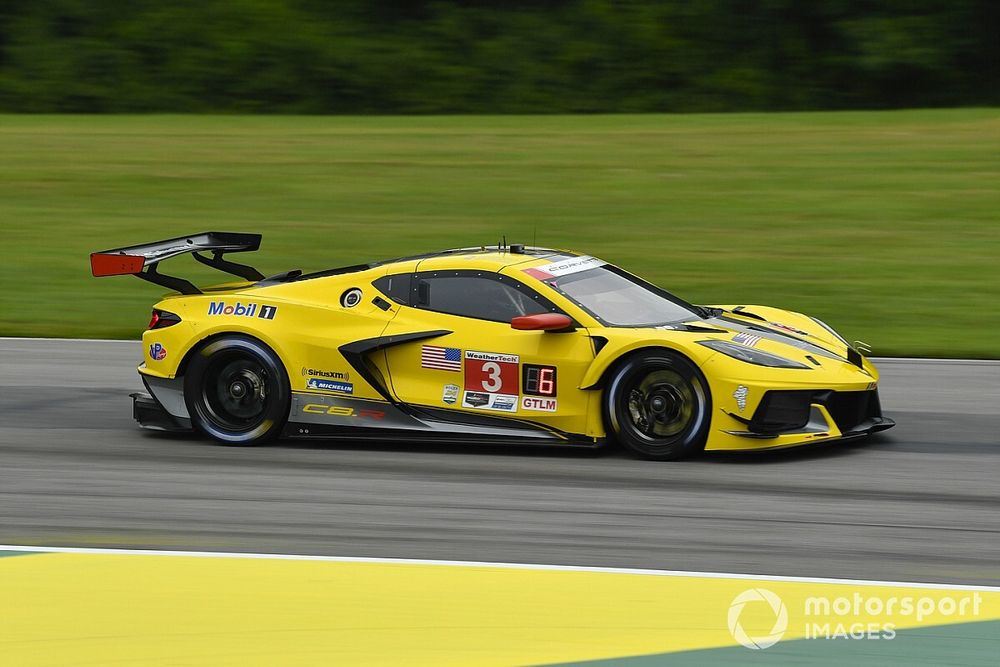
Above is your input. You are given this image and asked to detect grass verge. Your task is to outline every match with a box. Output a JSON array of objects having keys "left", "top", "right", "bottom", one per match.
[{"left": 0, "top": 110, "right": 997, "bottom": 356}]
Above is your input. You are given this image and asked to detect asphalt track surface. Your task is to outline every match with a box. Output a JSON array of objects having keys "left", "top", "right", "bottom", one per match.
[{"left": 1, "top": 339, "right": 997, "bottom": 586}]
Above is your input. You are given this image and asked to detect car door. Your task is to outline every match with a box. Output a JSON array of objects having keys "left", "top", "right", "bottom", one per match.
[{"left": 379, "top": 268, "right": 596, "bottom": 437}]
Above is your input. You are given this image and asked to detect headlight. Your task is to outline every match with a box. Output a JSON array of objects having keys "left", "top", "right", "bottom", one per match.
[
  {"left": 697, "top": 340, "right": 811, "bottom": 369},
  {"left": 810, "top": 317, "right": 849, "bottom": 346}
]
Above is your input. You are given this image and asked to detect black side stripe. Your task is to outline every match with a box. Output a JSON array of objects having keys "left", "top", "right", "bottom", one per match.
[{"left": 338, "top": 330, "right": 452, "bottom": 404}]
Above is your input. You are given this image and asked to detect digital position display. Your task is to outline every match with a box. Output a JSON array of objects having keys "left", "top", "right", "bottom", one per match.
[{"left": 522, "top": 364, "right": 557, "bottom": 397}]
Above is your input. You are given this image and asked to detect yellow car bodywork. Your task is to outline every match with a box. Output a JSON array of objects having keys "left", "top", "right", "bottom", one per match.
[{"left": 135, "top": 247, "right": 888, "bottom": 452}]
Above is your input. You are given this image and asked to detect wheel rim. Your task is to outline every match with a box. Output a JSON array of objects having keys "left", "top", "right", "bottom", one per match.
[
  {"left": 623, "top": 368, "right": 697, "bottom": 441},
  {"left": 201, "top": 353, "right": 270, "bottom": 432}
]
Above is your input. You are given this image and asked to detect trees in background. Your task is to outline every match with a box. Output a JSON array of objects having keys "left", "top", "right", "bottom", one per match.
[{"left": 0, "top": 0, "right": 995, "bottom": 113}]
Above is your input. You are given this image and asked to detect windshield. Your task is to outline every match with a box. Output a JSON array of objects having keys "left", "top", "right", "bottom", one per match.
[{"left": 543, "top": 264, "right": 701, "bottom": 327}]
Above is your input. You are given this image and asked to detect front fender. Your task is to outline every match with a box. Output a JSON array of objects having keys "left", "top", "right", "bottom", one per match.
[{"left": 580, "top": 334, "right": 715, "bottom": 390}]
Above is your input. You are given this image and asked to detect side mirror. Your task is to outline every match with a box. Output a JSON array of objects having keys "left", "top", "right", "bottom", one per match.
[{"left": 510, "top": 313, "right": 574, "bottom": 332}]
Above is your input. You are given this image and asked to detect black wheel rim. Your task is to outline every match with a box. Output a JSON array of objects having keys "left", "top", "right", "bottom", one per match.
[
  {"left": 623, "top": 368, "right": 696, "bottom": 442},
  {"left": 201, "top": 352, "right": 270, "bottom": 432}
]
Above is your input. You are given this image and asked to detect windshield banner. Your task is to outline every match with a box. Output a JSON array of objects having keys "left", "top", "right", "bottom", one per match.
[{"left": 523, "top": 255, "right": 606, "bottom": 281}]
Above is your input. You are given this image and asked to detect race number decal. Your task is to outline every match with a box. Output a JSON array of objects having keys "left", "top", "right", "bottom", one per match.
[{"left": 464, "top": 351, "right": 519, "bottom": 394}]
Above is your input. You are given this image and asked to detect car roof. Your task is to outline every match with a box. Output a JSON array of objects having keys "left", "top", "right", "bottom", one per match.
[
  {"left": 408, "top": 247, "right": 577, "bottom": 272},
  {"left": 281, "top": 246, "right": 579, "bottom": 283}
]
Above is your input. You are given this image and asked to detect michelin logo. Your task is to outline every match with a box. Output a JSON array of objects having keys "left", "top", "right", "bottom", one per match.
[
  {"left": 208, "top": 302, "right": 277, "bottom": 319},
  {"left": 306, "top": 379, "right": 353, "bottom": 394}
]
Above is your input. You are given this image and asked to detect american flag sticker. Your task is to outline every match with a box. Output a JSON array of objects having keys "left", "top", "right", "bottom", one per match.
[
  {"left": 421, "top": 345, "right": 462, "bottom": 371},
  {"left": 733, "top": 332, "right": 762, "bottom": 347}
]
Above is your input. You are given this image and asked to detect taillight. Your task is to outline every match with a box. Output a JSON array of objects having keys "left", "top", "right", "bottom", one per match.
[{"left": 148, "top": 309, "right": 181, "bottom": 330}]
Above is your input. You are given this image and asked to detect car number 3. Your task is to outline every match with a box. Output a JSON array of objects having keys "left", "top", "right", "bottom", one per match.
[{"left": 481, "top": 362, "right": 503, "bottom": 392}]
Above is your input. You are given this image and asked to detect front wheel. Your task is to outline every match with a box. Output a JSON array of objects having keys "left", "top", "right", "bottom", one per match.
[
  {"left": 603, "top": 350, "right": 711, "bottom": 460},
  {"left": 184, "top": 335, "right": 290, "bottom": 445}
]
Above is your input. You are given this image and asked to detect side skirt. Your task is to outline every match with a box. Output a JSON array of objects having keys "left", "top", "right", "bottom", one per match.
[{"left": 283, "top": 393, "right": 600, "bottom": 447}]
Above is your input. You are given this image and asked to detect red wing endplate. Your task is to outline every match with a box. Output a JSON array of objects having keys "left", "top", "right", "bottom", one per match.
[{"left": 90, "top": 231, "right": 263, "bottom": 293}]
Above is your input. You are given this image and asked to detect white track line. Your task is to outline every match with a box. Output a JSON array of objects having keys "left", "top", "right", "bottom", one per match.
[{"left": 1, "top": 544, "right": 997, "bottom": 592}]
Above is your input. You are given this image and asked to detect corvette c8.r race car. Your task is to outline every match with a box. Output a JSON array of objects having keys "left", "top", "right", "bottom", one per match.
[{"left": 90, "top": 232, "right": 894, "bottom": 460}]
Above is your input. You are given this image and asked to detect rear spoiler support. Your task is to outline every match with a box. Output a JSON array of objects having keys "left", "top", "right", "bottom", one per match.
[
  {"left": 192, "top": 250, "right": 264, "bottom": 282},
  {"left": 134, "top": 261, "right": 200, "bottom": 295},
  {"left": 90, "top": 232, "right": 265, "bottom": 295}
]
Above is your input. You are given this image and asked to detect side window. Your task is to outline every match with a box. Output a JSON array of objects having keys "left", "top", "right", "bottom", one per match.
[
  {"left": 372, "top": 274, "right": 411, "bottom": 305},
  {"left": 413, "top": 271, "right": 554, "bottom": 323}
]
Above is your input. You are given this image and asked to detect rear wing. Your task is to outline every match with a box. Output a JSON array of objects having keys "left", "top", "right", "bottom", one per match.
[{"left": 90, "top": 232, "right": 264, "bottom": 295}]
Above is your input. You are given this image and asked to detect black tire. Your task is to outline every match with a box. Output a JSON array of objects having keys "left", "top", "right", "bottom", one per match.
[
  {"left": 184, "top": 335, "right": 290, "bottom": 445},
  {"left": 603, "top": 349, "right": 711, "bottom": 460}
]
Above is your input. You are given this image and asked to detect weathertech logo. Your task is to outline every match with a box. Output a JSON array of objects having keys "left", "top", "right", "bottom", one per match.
[
  {"left": 728, "top": 588, "right": 788, "bottom": 650},
  {"left": 465, "top": 350, "right": 518, "bottom": 364}
]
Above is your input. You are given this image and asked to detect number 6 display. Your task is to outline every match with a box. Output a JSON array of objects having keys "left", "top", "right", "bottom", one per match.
[{"left": 522, "top": 364, "right": 557, "bottom": 396}]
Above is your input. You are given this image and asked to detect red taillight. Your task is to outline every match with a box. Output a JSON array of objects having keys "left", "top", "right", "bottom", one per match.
[{"left": 148, "top": 309, "right": 181, "bottom": 330}]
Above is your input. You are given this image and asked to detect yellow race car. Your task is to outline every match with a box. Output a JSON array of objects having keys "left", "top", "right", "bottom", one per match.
[{"left": 91, "top": 232, "right": 894, "bottom": 460}]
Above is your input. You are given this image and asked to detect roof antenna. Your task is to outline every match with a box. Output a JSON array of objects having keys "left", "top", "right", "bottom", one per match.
[
  {"left": 500, "top": 234, "right": 507, "bottom": 251},
  {"left": 533, "top": 226, "right": 537, "bottom": 249}
]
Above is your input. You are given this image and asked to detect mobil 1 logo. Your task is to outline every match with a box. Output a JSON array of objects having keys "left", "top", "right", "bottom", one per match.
[{"left": 207, "top": 301, "right": 278, "bottom": 320}]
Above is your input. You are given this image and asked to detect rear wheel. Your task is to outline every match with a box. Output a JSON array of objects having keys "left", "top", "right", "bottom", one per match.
[
  {"left": 184, "top": 336, "right": 290, "bottom": 445},
  {"left": 604, "top": 350, "right": 711, "bottom": 460}
]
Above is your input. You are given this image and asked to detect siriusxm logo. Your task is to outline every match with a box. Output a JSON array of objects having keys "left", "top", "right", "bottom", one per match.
[
  {"left": 302, "top": 368, "right": 349, "bottom": 380},
  {"left": 306, "top": 379, "right": 353, "bottom": 394},
  {"left": 207, "top": 302, "right": 277, "bottom": 319}
]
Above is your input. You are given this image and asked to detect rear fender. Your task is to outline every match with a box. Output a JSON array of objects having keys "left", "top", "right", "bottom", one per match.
[{"left": 145, "top": 322, "right": 292, "bottom": 382}]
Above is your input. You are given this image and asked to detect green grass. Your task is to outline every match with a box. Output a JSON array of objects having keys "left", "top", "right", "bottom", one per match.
[{"left": 1, "top": 110, "right": 998, "bottom": 356}]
